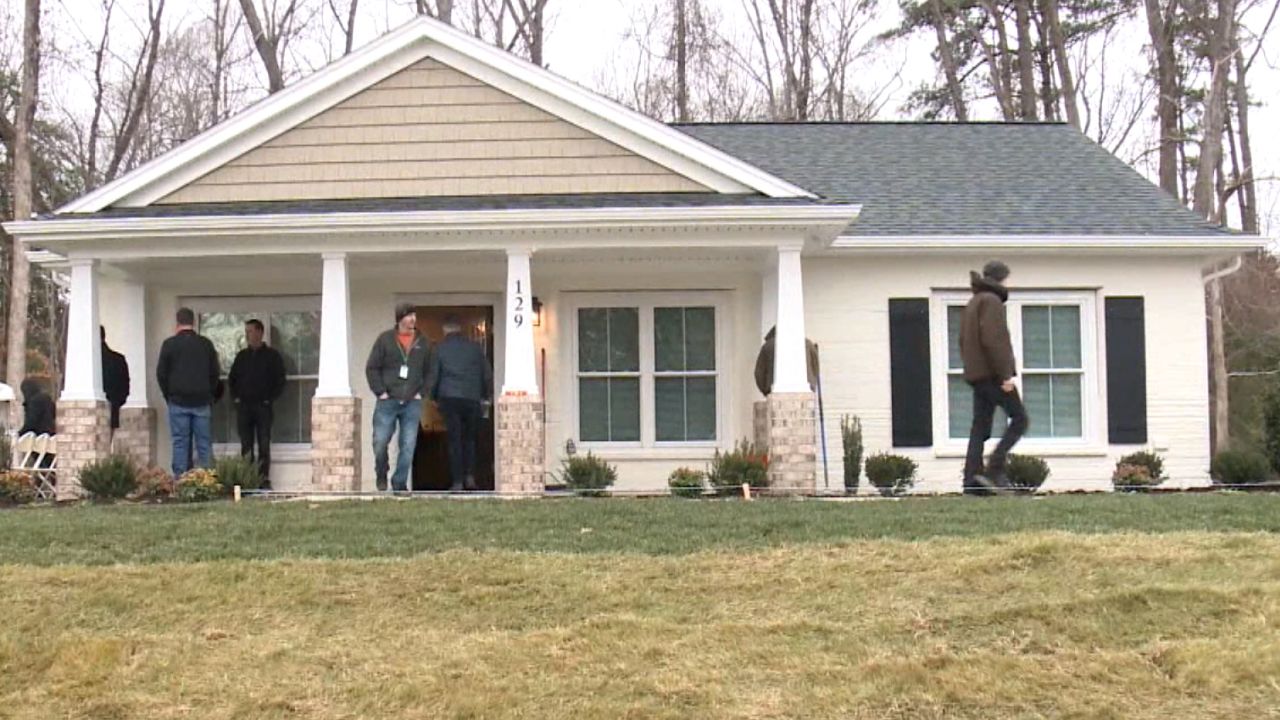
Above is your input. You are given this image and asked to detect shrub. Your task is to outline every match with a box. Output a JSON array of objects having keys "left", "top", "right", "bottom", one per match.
[
  {"left": 707, "top": 440, "right": 768, "bottom": 495},
  {"left": 1264, "top": 384, "right": 1280, "bottom": 475},
  {"left": 840, "top": 415, "right": 863, "bottom": 493},
  {"left": 1006, "top": 454, "right": 1050, "bottom": 492},
  {"left": 1113, "top": 463, "right": 1160, "bottom": 492},
  {"left": 864, "top": 453, "right": 917, "bottom": 497},
  {"left": 0, "top": 472, "right": 36, "bottom": 506},
  {"left": 78, "top": 455, "right": 139, "bottom": 501},
  {"left": 1210, "top": 449, "right": 1274, "bottom": 487},
  {"left": 557, "top": 453, "right": 616, "bottom": 496},
  {"left": 1117, "top": 451, "right": 1166, "bottom": 482},
  {"left": 668, "top": 467, "right": 706, "bottom": 498},
  {"left": 215, "top": 455, "right": 263, "bottom": 492},
  {"left": 176, "top": 468, "right": 224, "bottom": 503},
  {"left": 131, "top": 467, "right": 176, "bottom": 501}
]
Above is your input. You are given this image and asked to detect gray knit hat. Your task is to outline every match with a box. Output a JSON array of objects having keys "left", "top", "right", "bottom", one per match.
[{"left": 982, "top": 260, "right": 1011, "bottom": 282}]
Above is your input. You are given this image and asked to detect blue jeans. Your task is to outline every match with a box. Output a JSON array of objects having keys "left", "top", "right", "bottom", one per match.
[
  {"left": 372, "top": 398, "right": 423, "bottom": 491},
  {"left": 169, "top": 403, "right": 213, "bottom": 476}
]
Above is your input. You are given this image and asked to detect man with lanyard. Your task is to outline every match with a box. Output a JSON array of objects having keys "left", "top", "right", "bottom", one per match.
[{"left": 365, "top": 303, "right": 431, "bottom": 492}]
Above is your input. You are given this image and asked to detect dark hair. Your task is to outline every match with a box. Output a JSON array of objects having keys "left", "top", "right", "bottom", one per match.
[
  {"left": 443, "top": 314, "right": 462, "bottom": 328},
  {"left": 395, "top": 302, "right": 417, "bottom": 323},
  {"left": 176, "top": 307, "right": 195, "bottom": 326},
  {"left": 245, "top": 318, "right": 265, "bottom": 333}
]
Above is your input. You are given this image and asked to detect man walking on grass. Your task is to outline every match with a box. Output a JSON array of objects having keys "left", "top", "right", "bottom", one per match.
[
  {"left": 960, "top": 260, "right": 1030, "bottom": 495},
  {"left": 366, "top": 303, "right": 431, "bottom": 492}
]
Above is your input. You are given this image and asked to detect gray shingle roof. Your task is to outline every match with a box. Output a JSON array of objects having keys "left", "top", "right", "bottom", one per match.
[{"left": 675, "top": 122, "right": 1233, "bottom": 236}]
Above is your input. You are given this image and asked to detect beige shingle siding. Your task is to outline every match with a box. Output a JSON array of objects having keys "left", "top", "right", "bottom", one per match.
[{"left": 157, "top": 58, "right": 707, "bottom": 205}]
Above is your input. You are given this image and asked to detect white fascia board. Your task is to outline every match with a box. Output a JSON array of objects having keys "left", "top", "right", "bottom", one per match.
[
  {"left": 58, "top": 17, "right": 811, "bottom": 214},
  {"left": 5, "top": 204, "right": 861, "bottom": 254},
  {"left": 830, "top": 234, "right": 1268, "bottom": 251}
]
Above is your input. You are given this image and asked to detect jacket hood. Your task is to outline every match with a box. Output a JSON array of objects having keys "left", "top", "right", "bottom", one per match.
[{"left": 970, "top": 271, "right": 1009, "bottom": 302}]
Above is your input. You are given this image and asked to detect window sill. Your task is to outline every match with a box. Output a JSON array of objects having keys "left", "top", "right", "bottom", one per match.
[
  {"left": 932, "top": 444, "right": 1109, "bottom": 459},
  {"left": 212, "top": 443, "right": 312, "bottom": 462},
  {"left": 572, "top": 445, "right": 721, "bottom": 462}
]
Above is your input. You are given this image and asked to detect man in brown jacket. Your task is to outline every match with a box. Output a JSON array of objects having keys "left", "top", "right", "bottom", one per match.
[{"left": 959, "top": 260, "right": 1030, "bottom": 494}]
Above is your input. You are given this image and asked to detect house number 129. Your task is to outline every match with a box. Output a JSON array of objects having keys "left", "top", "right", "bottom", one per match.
[{"left": 512, "top": 279, "right": 525, "bottom": 327}]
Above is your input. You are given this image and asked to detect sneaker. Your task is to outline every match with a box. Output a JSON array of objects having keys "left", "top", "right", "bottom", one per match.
[
  {"left": 975, "top": 473, "right": 1014, "bottom": 495},
  {"left": 463, "top": 475, "right": 478, "bottom": 492},
  {"left": 375, "top": 476, "right": 388, "bottom": 492}
]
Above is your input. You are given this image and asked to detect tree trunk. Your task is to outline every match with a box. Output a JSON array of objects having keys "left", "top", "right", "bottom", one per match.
[
  {"left": 929, "top": 0, "right": 969, "bottom": 120},
  {"left": 1192, "top": 0, "right": 1236, "bottom": 221},
  {"left": 1144, "top": 0, "right": 1180, "bottom": 196},
  {"left": 6, "top": 0, "right": 41, "bottom": 412},
  {"left": 1013, "top": 0, "right": 1039, "bottom": 119},
  {"left": 675, "top": 0, "right": 689, "bottom": 122},
  {"left": 106, "top": 0, "right": 166, "bottom": 182},
  {"left": 1039, "top": 0, "right": 1080, "bottom": 127},
  {"left": 1208, "top": 277, "right": 1229, "bottom": 452},
  {"left": 1232, "top": 34, "right": 1257, "bottom": 233},
  {"left": 240, "top": 0, "right": 285, "bottom": 93}
]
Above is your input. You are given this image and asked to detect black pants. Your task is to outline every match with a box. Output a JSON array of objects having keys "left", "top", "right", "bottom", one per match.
[
  {"left": 237, "top": 401, "right": 274, "bottom": 484},
  {"left": 438, "top": 397, "right": 481, "bottom": 490},
  {"left": 964, "top": 379, "right": 1030, "bottom": 490}
]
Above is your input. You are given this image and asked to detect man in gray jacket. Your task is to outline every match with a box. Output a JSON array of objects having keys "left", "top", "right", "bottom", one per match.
[
  {"left": 427, "top": 315, "right": 493, "bottom": 492},
  {"left": 366, "top": 303, "right": 431, "bottom": 492}
]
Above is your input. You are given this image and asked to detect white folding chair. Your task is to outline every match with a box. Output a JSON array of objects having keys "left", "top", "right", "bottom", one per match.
[
  {"left": 31, "top": 434, "right": 57, "bottom": 499},
  {"left": 10, "top": 432, "right": 51, "bottom": 500}
]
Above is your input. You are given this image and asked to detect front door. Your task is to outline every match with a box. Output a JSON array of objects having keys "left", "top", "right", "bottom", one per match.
[{"left": 412, "top": 305, "right": 496, "bottom": 491}]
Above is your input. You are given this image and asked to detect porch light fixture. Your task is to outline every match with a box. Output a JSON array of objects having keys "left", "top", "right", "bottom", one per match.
[{"left": 532, "top": 296, "right": 543, "bottom": 327}]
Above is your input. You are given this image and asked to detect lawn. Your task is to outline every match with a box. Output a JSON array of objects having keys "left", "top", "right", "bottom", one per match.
[{"left": 2, "top": 495, "right": 1280, "bottom": 719}]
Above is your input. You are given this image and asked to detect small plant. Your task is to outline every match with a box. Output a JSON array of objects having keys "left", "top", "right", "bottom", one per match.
[
  {"left": 1117, "top": 451, "right": 1166, "bottom": 483},
  {"left": 1113, "top": 463, "right": 1160, "bottom": 492},
  {"left": 840, "top": 415, "right": 864, "bottom": 493},
  {"left": 668, "top": 467, "right": 706, "bottom": 498},
  {"left": 1006, "top": 454, "right": 1050, "bottom": 492},
  {"left": 0, "top": 472, "right": 36, "bottom": 506},
  {"left": 1210, "top": 449, "right": 1274, "bottom": 487},
  {"left": 0, "top": 434, "right": 11, "bottom": 471},
  {"left": 215, "top": 455, "right": 263, "bottom": 492},
  {"left": 176, "top": 468, "right": 224, "bottom": 503},
  {"left": 707, "top": 440, "right": 768, "bottom": 495},
  {"left": 557, "top": 453, "right": 616, "bottom": 496},
  {"left": 864, "top": 453, "right": 917, "bottom": 497},
  {"left": 78, "top": 455, "right": 139, "bottom": 501},
  {"left": 1264, "top": 384, "right": 1280, "bottom": 475},
  {"left": 131, "top": 467, "right": 176, "bottom": 502}
]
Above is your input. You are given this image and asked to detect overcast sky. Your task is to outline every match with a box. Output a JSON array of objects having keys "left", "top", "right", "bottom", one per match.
[{"left": 26, "top": 0, "right": 1280, "bottom": 236}]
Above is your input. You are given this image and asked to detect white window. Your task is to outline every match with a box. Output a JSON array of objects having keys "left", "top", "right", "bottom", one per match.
[
  {"left": 935, "top": 291, "right": 1098, "bottom": 447},
  {"left": 570, "top": 292, "right": 725, "bottom": 448},
  {"left": 186, "top": 296, "right": 320, "bottom": 448}
]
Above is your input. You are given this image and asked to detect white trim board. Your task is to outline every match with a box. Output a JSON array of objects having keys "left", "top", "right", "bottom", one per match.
[
  {"left": 831, "top": 234, "right": 1267, "bottom": 252},
  {"left": 56, "top": 17, "right": 811, "bottom": 214}
]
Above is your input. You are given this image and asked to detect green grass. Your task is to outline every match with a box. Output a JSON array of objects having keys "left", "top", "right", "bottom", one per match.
[
  {"left": 2, "top": 493, "right": 1279, "bottom": 566},
  {"left": 3, "top": 495, "right": 1280, "bottom": 718}
]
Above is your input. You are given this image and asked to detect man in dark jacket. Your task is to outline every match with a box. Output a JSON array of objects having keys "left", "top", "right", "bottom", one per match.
[
  {"left": 156, "top": 307, "right": 221, "bottom": 476},
  {"left": 228, "top": 318, "right": 287, "bottom": 487},
  {"left": 101, "top": 326, "right": 130, "bottom": 433},
  {"left": 19, "top": 378, "right": 55, "bottom": 436},
  {"left": 753, "top": 326, "right": 820, "bottom": 396},
  {"left": 366, "top": 303, "right": 431, "bottom": 492},
  {"left": 427, "top": 315, "right": 493, "bottom": 492},
  {"left": 959, "top": 260, "right": 1030, "bottom": 495}
]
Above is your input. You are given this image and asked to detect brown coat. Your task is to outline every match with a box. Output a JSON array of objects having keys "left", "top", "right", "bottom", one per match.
[
  {"left": 960, "top": 273, "right": 1017, "bottom": 383},
  {"left": 754, "top": 329, "right": 821, "bottom": 396}
]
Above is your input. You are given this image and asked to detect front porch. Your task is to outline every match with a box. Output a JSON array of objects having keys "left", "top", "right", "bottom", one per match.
[{"left": 23, "top": 203, "right": 855, "bottom": 498}]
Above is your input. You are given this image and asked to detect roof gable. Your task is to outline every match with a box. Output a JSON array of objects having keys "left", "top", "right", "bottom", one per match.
[{"left": 61, "top": 17, "right": 810, "bottom": 213}]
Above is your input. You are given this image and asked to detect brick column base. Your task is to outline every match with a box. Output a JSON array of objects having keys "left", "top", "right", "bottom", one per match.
[
  {"left": 765, "top": 392, "right": 817, "bottom": 495},
  {"left": 311, "top": 397, "right": 363, "bottom": 492},
  {"left": 496, "top": 395, "right": 545, "bottom": 495},
  {"left": 56, "top": 400, "right": 113, "bottom": 500},
  {"left": 114, "top": 406, "right": 156, "bottom": 467}
]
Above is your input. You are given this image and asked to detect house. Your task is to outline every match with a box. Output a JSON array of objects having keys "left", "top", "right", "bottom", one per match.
[{"left": 4, "top": 17, "right": 1261, "bottom": 497}]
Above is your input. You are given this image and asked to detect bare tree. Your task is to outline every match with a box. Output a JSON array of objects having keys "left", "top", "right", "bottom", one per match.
[
  {"left": 417, "top": 0, "right": 455, "bottom": 22},
  {"left": 1143, "top": 0, "right": 1181, "bottom": 196},
  {"left": 1038, "top": 0, "right": 1079, "bottom": 127},
  {"left": 1190, "top": 0, "right": 1239, "bottom": 222},
  {"left": 105, "top": 0, "right": 167, "bottom": 182},
  {"left": 5, "top": 0, "right": 41, "bottom": 401},
  {"left": 239, "top": 0, "right": 301, "bottom": 93},
  {"left": 927, "top": 0, "right": 968, "bottom": 120},
  {"left": 327, "top": 0, "right": 360, "bottom": 56}
]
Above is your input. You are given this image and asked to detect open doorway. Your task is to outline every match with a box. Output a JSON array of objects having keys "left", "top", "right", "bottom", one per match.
[{"left": 412, "top": 305, "right": 496, "bottom": 491}]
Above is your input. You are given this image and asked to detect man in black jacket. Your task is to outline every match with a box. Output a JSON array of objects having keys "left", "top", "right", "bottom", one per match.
[
  {"left": 101, "top": 326, "right": 130, "bottom": 433},
  {"left": 156, "top": 307, "right": 221, "bottom": 476},
  {"left": 365, "top": 303, "right": 431, "bottom": 492},
  {"left": 19, "top": 378, "right": 55, "bottom": 436},
  {"left": 427, "top": 315, "right": 493, "bottom": 492},
  {"left": 228, "top": 319, "right": 286, "bottom": 487}
]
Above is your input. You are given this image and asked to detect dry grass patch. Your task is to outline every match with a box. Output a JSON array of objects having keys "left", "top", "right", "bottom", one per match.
[{"left": 2, "top": 532, "right": 1280, "bottom": 719}]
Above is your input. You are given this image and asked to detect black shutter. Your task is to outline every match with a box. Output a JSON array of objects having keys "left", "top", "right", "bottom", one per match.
[
  {"left": 889, "top": 298, "right": 933, "bottom": 447},
  {"left": 1105, "top": 297, "right": 1147, "bottom": 444}
]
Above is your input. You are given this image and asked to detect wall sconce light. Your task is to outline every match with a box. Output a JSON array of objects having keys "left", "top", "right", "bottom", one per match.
[
  {"left": 532, "top": 296, "right": 543, "bottom": 327},
  {"left": 565, "top": 438, "right": 577, "bottom": 456}
]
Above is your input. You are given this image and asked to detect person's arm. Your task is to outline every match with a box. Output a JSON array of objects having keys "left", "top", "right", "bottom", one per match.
[
  {"left": 481, "top": 346, "right": 494, "bottom": 401},
  {"left": 425, "top": 346, "right": 442, "bottom": 402},
  {"left": 121, "top": 355, "right": 131, "bottom": 406},
  {"left": 207, "top": 340, "right": 222, "bottom": 400},
  {"left": 366, "top": 335, "right": 387, "bottom": 398},
  {"left": 979, "top": 298, "right": 1017, "bottom": 382},
  {"left": 753, "top": 342, "right": 772, "bottom": 396},
  {"left": 228, "top": 351, "right": 243, "bottom": 401},
  {"left": 270, "top": 349, "right": 287, "bottom": 402},
  {"left": 156, "top": 341, "right": 171, "bottom": 401}
]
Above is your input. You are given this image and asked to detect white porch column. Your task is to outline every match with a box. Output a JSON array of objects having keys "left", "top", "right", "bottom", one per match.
[
  {"left": 311, "top": 252, "right": 361, "bottom": 492},
  {"left": 772, "top": 245, "right": 809, "bottom": 394},
  {"left": 315, "top": 252, "right": 353, "bottom": 398},
  {"left": 119, "top": 281, "right": 149, "bottom": 407},
  {"left": 501, "top": 249, "right": 539, "bottom": 396},
  {"left": 62, "top": 259, "right": 104, "bottom": 402}
]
